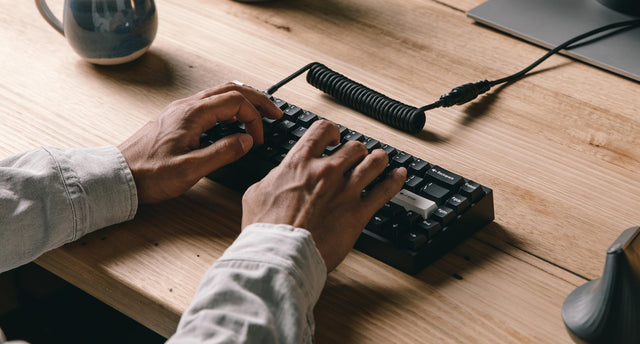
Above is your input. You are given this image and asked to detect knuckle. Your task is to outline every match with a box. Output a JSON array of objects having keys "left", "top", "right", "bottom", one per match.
[
  {"left": 344, "top": 140, "right": 367, "bottom": 155},
  {"left": 317, "top": 160, "right": 340, "bottom": 176}
]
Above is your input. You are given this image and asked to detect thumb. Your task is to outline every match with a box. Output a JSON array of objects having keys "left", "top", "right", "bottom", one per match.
[{"left": 188, "top": 133, "right": 254, "bottom": 177}]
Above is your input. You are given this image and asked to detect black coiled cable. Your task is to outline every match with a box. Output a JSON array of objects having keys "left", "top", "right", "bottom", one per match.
[
  {"left": 306, "top": 63, "right": 426, "bottom": 133},
  {"left": 268, "top": 62, "right": 426, "bottom": 133},
  {"left": 266, "top": 19, "right": 640, "bottom": 134}
]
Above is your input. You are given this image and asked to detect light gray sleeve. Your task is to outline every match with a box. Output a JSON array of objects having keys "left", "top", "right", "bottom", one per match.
[
  {"left": 0, "top": 146, "right": 138, "bottom": 273},
  {"left": 167, "top": 223, "right": 328, "bottom": 344}
]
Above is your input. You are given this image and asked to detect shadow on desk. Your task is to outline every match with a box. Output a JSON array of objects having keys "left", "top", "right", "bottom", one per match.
[
  {"left": 0, "top": 264, "right": 164, "bottom": 344},
  {"left": 80, "top": 50, "right": 177, "bottom": 89}
]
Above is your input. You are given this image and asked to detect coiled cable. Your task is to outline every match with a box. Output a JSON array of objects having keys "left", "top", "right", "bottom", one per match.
[{"left": 267, "top": 19, "right": 640, "bottom": 134}]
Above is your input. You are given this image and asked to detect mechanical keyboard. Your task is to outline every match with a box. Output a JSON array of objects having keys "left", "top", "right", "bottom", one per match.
[{"left": 200, "top": 88, "right": 495, "bottom": 274}]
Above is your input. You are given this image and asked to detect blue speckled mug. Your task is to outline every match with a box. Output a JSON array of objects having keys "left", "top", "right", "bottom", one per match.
[{"left": 35, "top": 0, "right": 158, "bottom": 65}]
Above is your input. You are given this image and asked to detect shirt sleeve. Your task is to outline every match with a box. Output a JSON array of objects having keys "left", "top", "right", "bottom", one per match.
[
  {"left": 167, "top": 223, "right": 328, "bottom": 344},
  {"left": 0, "top": 146, "right": 138, "bottom": 273}
]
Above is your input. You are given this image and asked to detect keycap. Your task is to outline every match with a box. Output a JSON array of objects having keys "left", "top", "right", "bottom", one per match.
[
  {"left": 283, "top": 105, "right": 303, "bottom": 120},
  {"left": 290, "top": 126, "right": 307, "bottom": 140},
  {"left": 408, "top": 158, "right": 430, "bottom": 176},
  {"left": 417, "top": 219, "right": 442, "bottom": 239},
  {"left": 297, "top": 111, "right": 318, "bottom": 127},
  {"left": 390, "top": 189, "right": 438, "bottom": 218},
  {"left": 459, "top": 180, "right": 484, "bottom": 202},
  {"left": 380, "top": 144, "right": 397, "bottom": 159},
  {"left": 367, "top": 215, "right": 390, "bottom": 234},
  {"left": 404, "top": 231, "right": 428, "bottom": 250},
  {"left": 392, "top": 151, "right": 414, "bottom": 167},
  {"left": 380, "top": 202, "right": 405, "bottom": 218},
  {"left": 385, "top": 222, "right": 405, "bottom": 242},
  {"left": 404, "top": 175, "right": 425, "bottom": 193},
  {"left": 274, "top": 120, "right": 297, "bottom": 135},
  {"left": 401, "top": 210, "right": 423, "bottom": 229},
  {"left": 362, "top": 137, "right": 381, "bottom": 152},
  {"left": 426, "top": 166, "right": 464, "bottom": 188},
  {"left": 279, "top": 139, "right": 297, "bottom": 152},
  {"left": 337, "top": 124, "right": 348, "bottom": 138},
  {"left": 432, "top": 207, "right": 456, "bottom": 226},
  {"left": 273, "top": 98, "right": 288, "bottom": 110},
  {"left": 446, "top": 194, "right": 470, "bottom": 213},
  {"left": 324, "top": 143, "right": 342, "bottom": 155},
  {"left": 420, "top": 182, "right": 451, "bottom": 204},
  {"left": 343, "top": 130, "right": 364, "bottom": 142}
]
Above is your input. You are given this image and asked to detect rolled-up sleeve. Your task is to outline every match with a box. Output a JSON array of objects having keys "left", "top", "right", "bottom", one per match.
[
  {"left": 0, "top": 146, "right": 138, "bottom": 273},
  {"left": 168, "top": 223, "right": 327, "bottom": 344}
]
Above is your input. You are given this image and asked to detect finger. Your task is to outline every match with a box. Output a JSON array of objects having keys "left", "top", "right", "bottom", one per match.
[
  {"left": 347, "top": 149, "right": 389, "bottom": 190},
  {"left": 327, "top": 140, "right": 368, "bottom": 174},
  {"left": 192, "top": 91, "right": 265, "bottom": 144},
  {"left": 361, "top": 167, "right": 407, "bottom": 212},
  {"left": 287, "top": 120, "right": 340, "bottom": 159},
  {"left": 195, "top": 82, "right": 282, "bottom": 120},
  {"left": 184, "top": 133, "right": 254, "bottom": 177}
]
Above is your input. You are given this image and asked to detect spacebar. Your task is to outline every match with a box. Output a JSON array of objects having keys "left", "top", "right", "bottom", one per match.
[{"left": 390, "top": 189, "right": 438, "bottom": 218}]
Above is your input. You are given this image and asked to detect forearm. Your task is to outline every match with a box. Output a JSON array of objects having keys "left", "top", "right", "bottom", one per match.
[
  {"left": 0, "top": 146, "right": 137, "bottom": 273},
  {"left": 167, "top": 223, "right": 327, "bottom": 344}
]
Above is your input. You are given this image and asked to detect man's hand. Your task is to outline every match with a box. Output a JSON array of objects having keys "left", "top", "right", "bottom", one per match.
[
  {"left": 241, "top": 120, "right": 407, "bottom": 271},
  {"left": 118, "top": 83, "right": 282, "bottom": 203}
]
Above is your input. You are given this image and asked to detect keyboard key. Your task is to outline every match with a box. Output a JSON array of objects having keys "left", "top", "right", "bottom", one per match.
[
  {"left": 279, "top": 139, "right": 297, "bottom": 152},
  {"left": 390, "top": 189, "right": 438, "bottom": 218},
  {"left": 380, "top": 144, "right": 397, "bottom": 159},
  {"left": 420, "top": 182, "right": 451, "bottom": 204},
  {"left": 408, "top": 158, "right": 430, "bottom": 176},
  {"left": 459, "top": 180, "right": 484, "bottom": 202},
  {"left": 404, "top": 231, "right": 428, "bottom": 250},
  {"left": 273, "top": 98, "right": 288, "bottom": 110},
  {"left": 324, "top": 143, "right": 342, "bottom": 155},
  {"left": 379, "top": 202, "right": 405, "bottom": 218},
  {"left": 400, "top": 210, "right": 423, "bottom": 229},
  {"left": 290, "top": 126, "right": 307, "bottom": 140},
  {"left": 297, "top": 111, "right": 318, "bottom": 127},
  {"left": 366, "top": 215, "right": 390, "bottom": 234},
  {"left": 431, "top": 207, "right": 456, "bottom": 226},
  {"left": 446, "top": 194, "right": 470, "bottom": 213},
  {"left": 265, "top": 131, "right": 286, "bottom": 146},
  {"left": 274, "top": 119, "right": 297, "bottom": 135},
  {"left": 385, "top": 222, "right": 405, "bottom": 242},
  {"left": 362, "top": 137, "right": 381, "bottom": 152},
  {"left": 404, "top": 175, "right": 425, "bottom": 193},
  {"left": 253, "top": 144, "right": 277, "bottom": 159},
  {"left": 426, "top": 166, "right": 464, "bottom": 188},
  {"left": 283, "top": 105, "right": 303, "bottom": 120},
  {"left": 337, "top": 124, "right": 348, "bottom": 138},
  {"left": 417, "top": 219, "right": 442, "bottom": 239},
  {"left": 392, "top": 151, "right": 414, "bottom": 167},
  {"left": 343, "top": 130, "right": 364, "bottom": 142}
]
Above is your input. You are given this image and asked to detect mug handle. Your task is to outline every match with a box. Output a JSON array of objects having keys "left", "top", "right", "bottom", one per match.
[{"left": 35, "top": 0, "right": 64, "bottom": 35}]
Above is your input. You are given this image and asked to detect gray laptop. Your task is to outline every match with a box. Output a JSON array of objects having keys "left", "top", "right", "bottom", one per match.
[{"left": 467, "top": 0, "right": 640, "bottom": 82}]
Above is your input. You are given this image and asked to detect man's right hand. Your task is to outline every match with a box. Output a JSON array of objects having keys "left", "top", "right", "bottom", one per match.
[{"left": 241, "top": 120, "right": 407, "bottom": 272}]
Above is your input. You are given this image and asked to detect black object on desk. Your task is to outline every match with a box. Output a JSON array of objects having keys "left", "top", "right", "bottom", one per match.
[
  {"left": 562, "top": 226, "right": 640, "bottom": 344},
  {"left": 201, "top": 88, "right": 495, "bottom": 274}
]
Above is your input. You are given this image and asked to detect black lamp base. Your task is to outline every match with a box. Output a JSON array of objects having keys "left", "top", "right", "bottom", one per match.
[{"left": 561, "top": 226, "right": 640, "bottom": 344}]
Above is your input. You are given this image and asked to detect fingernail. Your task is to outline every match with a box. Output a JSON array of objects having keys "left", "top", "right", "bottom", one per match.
[{"left": 240, "top": 134, "right": 253, "bottom": 152}]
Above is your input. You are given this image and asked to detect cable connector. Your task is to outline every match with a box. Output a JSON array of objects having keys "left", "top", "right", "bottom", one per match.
[{"left": 439, "top": 80, "right": 491, "bottom": 107}]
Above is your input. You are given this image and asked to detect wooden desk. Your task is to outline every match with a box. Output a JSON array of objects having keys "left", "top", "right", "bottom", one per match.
[{"left": 2, "top": 0, "right": 639, "bottom": 342}]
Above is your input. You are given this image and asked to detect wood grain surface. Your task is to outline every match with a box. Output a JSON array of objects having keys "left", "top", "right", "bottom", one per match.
[{"left": 1, "top": 0, "right": 639, "bottom": 342}]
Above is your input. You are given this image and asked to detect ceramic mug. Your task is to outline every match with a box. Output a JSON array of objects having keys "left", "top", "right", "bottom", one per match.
[{"left": 35, "top": 0, "right": 158, "bottom": 65}]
